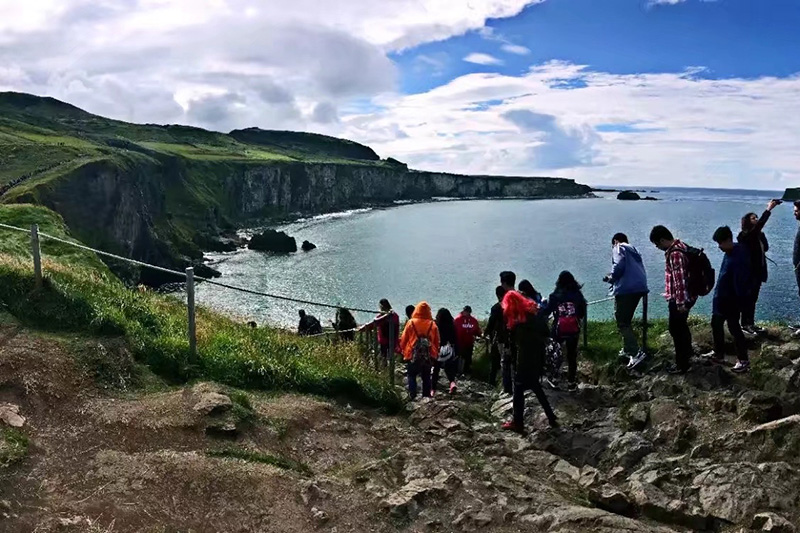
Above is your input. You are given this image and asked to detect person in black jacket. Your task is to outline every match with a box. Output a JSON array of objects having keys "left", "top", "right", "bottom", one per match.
[
  {"left": 540, "top": 271, "right": 587, "bottom": 391},
  {"left": 737, "top": 199, "right": 780, "bottom": 334},
  {"left": 432, "top": 308, "right": 459, "bottom": 395},
  {"left": 485, "top": 286, "right": 511, "bottom": 393},
  {"left": 298, "top": 310, "right": 323, "bottom": 336}
]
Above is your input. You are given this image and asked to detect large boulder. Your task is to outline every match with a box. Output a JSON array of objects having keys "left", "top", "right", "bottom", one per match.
[
  {"left": 0, "top": 404, "right": 25, "bottom": 428},
  {"left": 248, "top": 229, "right": 297, "bottom": 253},
  {"left": 617, "top": 191, "right": 642, "bottom": 201},
  {"left": 301, "top": 240, "right": 317, "bottom": 252}
]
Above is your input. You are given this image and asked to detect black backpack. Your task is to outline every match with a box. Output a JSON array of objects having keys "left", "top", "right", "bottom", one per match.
[{"left": 675, "top": 245, "right": 715, "bottom": 298}]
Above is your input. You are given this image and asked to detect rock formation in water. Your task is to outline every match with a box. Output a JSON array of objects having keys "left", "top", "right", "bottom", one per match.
[
  {"left": 248, "top": 230, "right": 298, "bottom": 253},
  {"left": 301, "top": 240, "right": 317, "bottom": 252}
]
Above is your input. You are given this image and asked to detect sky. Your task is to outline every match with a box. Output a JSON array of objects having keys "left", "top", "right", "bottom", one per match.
[{"left": 1, "top": 0, "right": 799, "bottom": 188}]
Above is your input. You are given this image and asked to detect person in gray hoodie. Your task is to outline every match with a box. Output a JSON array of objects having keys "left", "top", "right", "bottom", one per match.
[{"left": 604, "top": 233, "right": 649, "bottom": 368}]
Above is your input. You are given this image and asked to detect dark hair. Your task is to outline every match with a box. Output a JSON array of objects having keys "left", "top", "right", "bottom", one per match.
[
  {"left": 495, "top": 285, "right": 507, "bottom": 301},
  {"left": 612, "top": 233, "right": 629, "bottom": 244},
  {"left": 405, "top": 305, "right": 415, "bottom": 319},
  {"left": 299, "top": 309, "right": 306, "bottom": 317},
  {"left": 555, "top": 270, "right": 582, "bottom": 293},
  {"left": 463, "top": 305, "right": 472, "bottom": 314},
  {"left": 518, "top": 279, "right": 542, "bottom": 302},
  {"left": 741, "top": 212, "right": 757, "bottom": 232},
  {"left": 795, "top": 200, "right": 800, "bottom": 208},
  {"left": 436, "top": 308, "right": 456, "bottom": 344},
  {"left": 379, "top": 298, "right": 391, "bottom": 311},
  {"left": 713, "top": 225, "right": 733, "bottom": 243},
  {"left": 649, "top": 225, "right": 674, "bottom": 244},
  {"left": 500, "top": 271, "right": 516, "bottom": 287}
]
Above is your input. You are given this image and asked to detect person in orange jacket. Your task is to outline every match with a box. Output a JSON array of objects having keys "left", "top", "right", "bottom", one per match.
[{"left": 400, "top": 301, "right": 441, "bottom": 400}]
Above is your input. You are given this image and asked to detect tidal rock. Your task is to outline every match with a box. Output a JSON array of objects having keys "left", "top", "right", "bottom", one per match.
[
  {"left": 617, "top": 191, "right": 642, "bottom": 201},
  {"left": 588, "top": 484, "right": 636, "bottom": 517},
  {"left": 301, "top": 240, "right": 317, "bottom": 251},
  {"left": 738, "top": 391, "right": 783, "bottom": 423},
  {"left": 248, "top": 229, "right": 298, "bottom": 253},
  {"left": 752, "top": 512, "right": 796, "bottom": 532},
  {"left": 0, "top": 404, "right": 25, "bottom": 428}
]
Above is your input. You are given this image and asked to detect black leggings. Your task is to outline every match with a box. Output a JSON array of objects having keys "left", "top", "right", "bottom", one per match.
[
  {"left": 432, "top": 358, "right": 458, "bottom": 390},
  {"left": 562, "top": 336, "right": 579, "bottom": 383}
]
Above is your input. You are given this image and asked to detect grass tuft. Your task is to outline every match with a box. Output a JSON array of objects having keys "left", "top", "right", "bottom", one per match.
[{"left": 0, "top": 428, "right": 29, "bottom": 467}]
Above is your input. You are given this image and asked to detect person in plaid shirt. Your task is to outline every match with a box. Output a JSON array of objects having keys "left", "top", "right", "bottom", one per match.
[{"left": 650, "top": 225, "right": 697, "bottom": 374}]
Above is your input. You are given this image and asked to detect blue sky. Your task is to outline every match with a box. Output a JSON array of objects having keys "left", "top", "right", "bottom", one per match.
[{"left": 2, "top": 0, "right": 799, "bottom": 187}]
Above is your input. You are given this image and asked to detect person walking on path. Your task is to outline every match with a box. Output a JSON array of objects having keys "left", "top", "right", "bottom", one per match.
[
  {"left": 297, "top": 309, "right": 323, "bottom": 336},
  {"left": 649, "top": 226, "right": 698, "bottom": 375},
  {"left": 433, "top": 308, "right": 459, "bottom": 395},
  {"left": 399, "top": 302, "right": 440, "bottom": 400},
  {"left": 333, "top": 307, "right": 358, "bottom": 342},
  {"left": 499, "top": 271, "right": 558, "bottom": 434},
  {"left": 603, "top": 233, "right": 649, "bottom": 369},
  {"left": 485, "top": 286, "right": 511, "bottom": 393},
  {"left": 702, "top": 226, "right": 752, "bottom": 373},
  {"left": 541, "top": 271, "right": 587, "bottom": 391},
  {"left": 738, "top": 199, "right": 781, "bottom": 335},
  {"left": 454, "top": 306, "right": 482, "bottom": 376},
  {"left": 360, "top": 299, "right": 400, "bottom": 363}
]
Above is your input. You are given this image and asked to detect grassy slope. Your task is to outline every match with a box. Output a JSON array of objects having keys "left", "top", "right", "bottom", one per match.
[{"left": 0, "top": 204, "right": 402, "bottom": 411}]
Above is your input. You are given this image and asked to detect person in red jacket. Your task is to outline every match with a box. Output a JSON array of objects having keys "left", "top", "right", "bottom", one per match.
[{"left": 454, "top": 306, "right": 482, "bottom": 376}]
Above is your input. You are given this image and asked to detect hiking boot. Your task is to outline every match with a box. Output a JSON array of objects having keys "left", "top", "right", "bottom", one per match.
[
  {"left": 701, "top": 351, "right": 725, "bottom": 364},
  {"left": 567, "top": 381, "right": 578, "bottom": 392},
  {"left": 449, "top": 382, "right": 457, "bottom": 394},
  {"left": 666, "top": 364, "right": 689, "bottom": 375},
  {"left": 501, "top": 421, "right": 526, "bottom": 434},
  {"left": 732, "top": 360, "right": 750, "bottom": 373},
  {"left": 628, "top": 350, "right": 648, "bottom": 369}
]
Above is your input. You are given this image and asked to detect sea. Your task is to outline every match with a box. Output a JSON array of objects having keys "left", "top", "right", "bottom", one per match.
[{"left": 196, "top": 187, "right": 800, "bottom": 328}]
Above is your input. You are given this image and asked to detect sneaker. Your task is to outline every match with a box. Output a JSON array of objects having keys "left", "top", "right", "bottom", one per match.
[
  {"left": 449, "top": 382, "right": 457, "bottom": 394},
  {"left": 501, "top": 421, "right": 526, "bottom": 434},
  {"left": 742, "top": 327, "right": 758, "bottom": 339},
  {"left": 666, "top": 364, "right": 689, "bottom": 375},
  {"left": 628, "top": 350, "right": 648, "bottom": 369},
  {"left": 701, "top": 351, "right": 725, "bottom": 364},
  {"left": 792, "top": 328, "right": 800, "bottom": 338},
  {"left": 543, "top": 376, "right": 559, "bottom": 390},
  {"left": 732, "top": 360, "right": 750, "bottom": 373},
  {"left": 567, "top": 381, "right": 578, "bottom": 392}
]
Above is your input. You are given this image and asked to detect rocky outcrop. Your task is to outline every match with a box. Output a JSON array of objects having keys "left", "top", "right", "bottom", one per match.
[
  {"left": 248, "top": 229, "right": 298, "bottom": 253},
  {"left": 618, "top": 191, "right": 659, "bottom": 201},
  {"left": 301, "top": 240, "right": 317, "bottom": 252}
]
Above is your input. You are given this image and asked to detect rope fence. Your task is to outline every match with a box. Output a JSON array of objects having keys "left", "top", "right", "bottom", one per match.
[{"left": 0, "top": 222, "right": 649, "bottom": 385}]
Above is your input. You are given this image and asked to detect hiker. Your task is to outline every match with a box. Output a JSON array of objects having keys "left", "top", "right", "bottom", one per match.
[
  {"left": 649, "top": 225, "right": 713, "bottom": 374},
  {"left": 433, "top": 308, "right": 459, "bottom": 395},
  {"left": 702, "top": 226, "right": 752, "bottom": 373},
  {"left": 399, "top": 302, "right": 440, "bottom": 400},
  {"left": 405, "top": 305, "right": 415, "bottom": 321},
  {"left": 541, "top": 271, "right": 587, "bottom": 391},
  {"left": 738, "top": 199, "right": 781, "bottom": 335},
  {"left": 603, "top": 233, "right": 649, "bottom": 368},
  {"left": 360, "top": 299, "right": 400, "bottom": 362},
  {"left": 485, "top": 286, "right": 511, "bottom": 393},
  {"left": 333, "top": 307, "right": 358, "bottom": 342},
  {"left": 297, "top": 309, "right": 323, "bottom": 336},
  {"left": 499, "top": 271, "right": 558, "bottom": 433},
  {"left": 454, "top": 305, "right": 482, "bottom": 376},
  {"left": 518, "top": 279, "right": 543, "bottom": 305}
]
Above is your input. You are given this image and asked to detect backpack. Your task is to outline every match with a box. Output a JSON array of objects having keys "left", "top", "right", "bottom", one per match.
[
  {"left": 674, "top": 245, "right": 716, "bottom": 298},
  {"left": 544, "top": 339, "right": 563, "bottom": 379},
  {"left": 410, "top": 322, "right": 433, "bottom": 366},
  {"left": 556, "top": 301, "right": 581, "bottom": 337}
]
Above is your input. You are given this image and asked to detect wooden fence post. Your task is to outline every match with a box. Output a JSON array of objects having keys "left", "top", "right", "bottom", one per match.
[
  {"left": 31, "top": 224, "right": 42, "bottom": 289},
  {"left": 186, "top": 267, "right": 197, "bottom": 363}
]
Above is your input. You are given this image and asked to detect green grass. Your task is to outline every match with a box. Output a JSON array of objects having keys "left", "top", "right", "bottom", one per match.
[
  {"left": 207, "top": 447, "right": 312, "bottom": 475},
  {"left": 0, "top": 204, "right": 403, "bottom": 412},
  {"left": 0, "top": 428, "right": 29, "bottom": 467}
]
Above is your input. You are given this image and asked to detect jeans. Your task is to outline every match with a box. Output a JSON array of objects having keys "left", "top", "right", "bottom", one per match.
[
  {"left": 432, "top": 357, "right": 458, "bottom": 391},
  {"left": 513, "top": 373, "right": 557, "bottom": 429},
  {"left": 615, "top": 293, "right": 645, "bottom": 355},
  {"left": 712, "top": 308, "right": 748, "bottom": 362},
  {"left": 406, "top": 361, "right": 432, "bottom": 399},
  {"left": 740, "top": 281, "right": 762, "bottom": 328},
  {"left": 562, "top": 336, "right": 579, "bottom": 384},
  {"left": 668, "top": 300, "right": 694, "bottom": 371},
  {"left": 460, "top": 344, "right": 475, "bottom": 375}
]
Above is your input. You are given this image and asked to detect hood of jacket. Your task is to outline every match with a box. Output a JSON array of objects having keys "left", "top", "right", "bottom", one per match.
[{"left": 411, "top": 302, "right": 433, "bottom": 321}]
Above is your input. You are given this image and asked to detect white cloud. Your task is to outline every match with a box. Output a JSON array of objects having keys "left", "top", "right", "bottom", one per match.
[
  {"left": 464, "top": 53, "right": 505, "bottom": 66},
  {"left": 501, "top": 43, "right": 532, "bottom": 55},
  {"left": 340, "top": 62, "right": 800, "bottom": 188}
]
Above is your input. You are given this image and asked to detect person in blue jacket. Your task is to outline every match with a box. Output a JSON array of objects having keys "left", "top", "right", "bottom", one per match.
[
  {"left": 603, "top": 233, "right": 649, "bottom": 369},
  {"left": 703, "top": 226, "right": 752, "bottom": 373}
]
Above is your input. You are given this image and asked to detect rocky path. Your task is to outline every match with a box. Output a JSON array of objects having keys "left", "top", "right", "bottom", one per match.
[{"left": 2, "top": 321, "right": 800, "bottom": 531}]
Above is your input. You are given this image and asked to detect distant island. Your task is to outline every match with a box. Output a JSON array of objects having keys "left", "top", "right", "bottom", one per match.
[
  {"left": 617, "top": 191, "right": 659, "bottom": 201},
  {"left": 0, "top": 91, "right": 594, "bottom": 285}
]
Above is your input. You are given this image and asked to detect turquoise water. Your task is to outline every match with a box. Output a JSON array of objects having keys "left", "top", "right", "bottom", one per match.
[{"left": 197, "top": 188, "right": 800, "bottom": 327}]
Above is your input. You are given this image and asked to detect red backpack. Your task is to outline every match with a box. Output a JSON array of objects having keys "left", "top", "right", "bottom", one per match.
[{"left": 556, "top": 302, "right": 581, "bottom": 337}]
